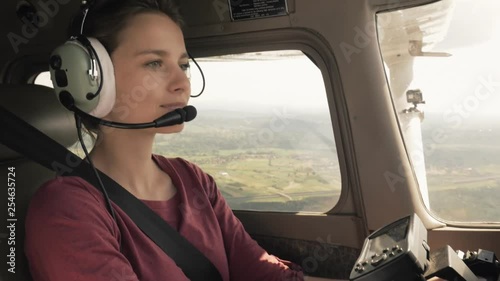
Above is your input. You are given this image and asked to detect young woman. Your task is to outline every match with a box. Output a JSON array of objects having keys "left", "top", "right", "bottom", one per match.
[{"left": 24, "top": 1, "right": 305, "bottom": 280}]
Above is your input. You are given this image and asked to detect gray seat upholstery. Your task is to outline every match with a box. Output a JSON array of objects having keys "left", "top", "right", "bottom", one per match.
[{"left": 0, "top": 84, "right": 77, "bottom": 281}]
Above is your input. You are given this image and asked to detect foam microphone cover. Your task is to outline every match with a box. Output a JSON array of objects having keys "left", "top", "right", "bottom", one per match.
[{"left": 184, "top": 105, "right": 197, "bottom": 122}]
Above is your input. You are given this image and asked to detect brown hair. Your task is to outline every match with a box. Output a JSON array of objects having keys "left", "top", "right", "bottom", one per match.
[
  {"left": 82, "top": 0, "right": 184, "bottom": 54},
  {"left": 74, "top": 0, "right": 184, "bottom": 139}
]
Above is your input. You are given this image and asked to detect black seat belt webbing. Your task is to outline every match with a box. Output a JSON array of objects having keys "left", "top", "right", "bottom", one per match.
[{"left": 0, "top": 105, "right": 222, "bottom": 281}]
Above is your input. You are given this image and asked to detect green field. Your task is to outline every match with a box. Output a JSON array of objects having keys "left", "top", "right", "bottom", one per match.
[
  {"left": 153, "top": 110, "right": 341, "bottom": 212},
  {"left": 155, "top": 146, "right": 342, "bottom": 212},
  {"left": 423, "top": 116, "right": 500, "bottom": 222}
]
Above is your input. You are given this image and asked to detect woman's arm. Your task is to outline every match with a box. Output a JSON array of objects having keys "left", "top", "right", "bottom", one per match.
[
  {"left": 212, "top": 190, "right": 305, "bottom": 281},
  {"left": 198, "top": 171, "right": 304, "bottom": 281},
  {"left": 25, "top": 178, "right": 139, "bottom": 281}
]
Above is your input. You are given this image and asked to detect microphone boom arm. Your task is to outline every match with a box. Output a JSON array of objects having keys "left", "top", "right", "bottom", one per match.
[{"left": 59, "top": 91, "right": 196, "bottom": 129}]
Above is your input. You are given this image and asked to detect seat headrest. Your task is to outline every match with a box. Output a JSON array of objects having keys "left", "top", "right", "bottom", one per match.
[{"left": 0, "top": 84, "right": 78, "bottom": 161}]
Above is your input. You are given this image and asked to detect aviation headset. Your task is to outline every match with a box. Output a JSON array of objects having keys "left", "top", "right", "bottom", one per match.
[
  {"left": 49, "top": 1, "right": 115, "bottom": 118},
  {"left": 49, "top": 0, "right": 205, "bottom": 120}
]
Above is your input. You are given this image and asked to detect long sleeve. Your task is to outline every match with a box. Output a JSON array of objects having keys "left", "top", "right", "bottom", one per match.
[
  {"left": 25, "top": 177, "right": 139, "bottom": 281},
  {"left": 183, "top": 160, "right": 305, "bottom": 281}
]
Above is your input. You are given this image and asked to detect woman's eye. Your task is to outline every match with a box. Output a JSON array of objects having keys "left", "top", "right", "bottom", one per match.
[
  {"left": 180, "top": 63, "right": 190, "bottom": 71},
  {"left": 146, "top": 60, "right": 163, "bottom": 69},
  {"left": 181, "top": 63, "right": 191, "bottom": 78}
]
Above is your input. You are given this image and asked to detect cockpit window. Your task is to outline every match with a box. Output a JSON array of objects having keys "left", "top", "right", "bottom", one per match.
[
  {"left": 378, "top": 0, "right": 500, "bottom": 223},
  {"left": 154, "top": 50, "right": 341, "bottom": 213},
  {"left": 34, "top": 71, "right": 52, "bottom": 88}
]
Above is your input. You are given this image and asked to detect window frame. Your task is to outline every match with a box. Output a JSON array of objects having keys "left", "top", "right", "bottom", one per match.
[{"left": 184, "top": 29, "right": 352, "bottom": 215}]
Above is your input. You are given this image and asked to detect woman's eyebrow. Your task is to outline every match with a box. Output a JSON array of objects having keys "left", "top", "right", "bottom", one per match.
[
  {"left": 135, "top": 49, "right": 168, "bottom": 56},
  {"left": 134, "top": 49, "right": 189, "bottom": 59}
]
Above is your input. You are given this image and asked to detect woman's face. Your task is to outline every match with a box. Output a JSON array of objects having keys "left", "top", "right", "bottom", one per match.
[{"left": 106, "top": 12, "right": 191, "bottom": 134}]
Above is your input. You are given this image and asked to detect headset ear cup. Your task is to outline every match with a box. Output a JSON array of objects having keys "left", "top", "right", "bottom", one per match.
[
  {"left": 50, "top": 39, "right": 99, "bottom": 113},
  {"left": 49, "top": 37, "right": 116, "bottom": 117},
  {"left": 87, "top": 38, "right": 116, "bottom": 118}
]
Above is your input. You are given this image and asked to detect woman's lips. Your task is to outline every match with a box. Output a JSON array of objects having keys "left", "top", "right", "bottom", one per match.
[{"left": 160, "top": 103, "right": 186, "bottom": 111}]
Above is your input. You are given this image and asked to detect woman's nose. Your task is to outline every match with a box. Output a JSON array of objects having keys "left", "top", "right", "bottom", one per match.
[{"left": 169, "top": 65, "right": 191, "bottom": 95}]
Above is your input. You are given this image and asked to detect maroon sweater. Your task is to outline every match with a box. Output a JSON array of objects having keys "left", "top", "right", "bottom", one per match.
[{"left": 25, "top": 155, "right": 304, "bottom": 281}]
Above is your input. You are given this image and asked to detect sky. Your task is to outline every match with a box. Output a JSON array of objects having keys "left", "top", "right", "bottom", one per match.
[{"left": 188, "top": 55, "right": 329, "bottom": 114}]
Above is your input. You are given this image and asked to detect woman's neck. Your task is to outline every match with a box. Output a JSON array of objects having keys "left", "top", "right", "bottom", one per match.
[{"left": 88, "top": 129, "right": 162, "bottom": 196}]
